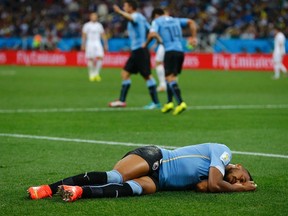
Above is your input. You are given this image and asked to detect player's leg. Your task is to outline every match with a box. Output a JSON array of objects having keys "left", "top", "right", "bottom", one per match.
[
  {"left": 109, "top": 53, "right": 135, "bottom": 107},
  {"left": 87, "top": 58, "right": 95, "bottom": 81},
  {"left": 139, "top": 48, "right": 160, "bottom": 109},
  {"left": 280, "top": 61, "right": 287, "bottom": 75},
  {"left": 155, "top": 45, "right": 166, "bottom": 92},
  {"left": 58, "top": 176, "right": 156, "bottom": 202},
  {"left": 108, "top": 69, "right": 131, "bottom": 107},
  {"left": 167, "top": 52, "right": 186, "bottom": 115},
  {"left": 85, "top": 45, "right": 97, "bottom": 81},
  {"left": 162, "top": 51, "right": 186, "bottom": 114},
  {"left": 27, "top": 170, "right": 123, "bottom": 199},
  {"left": 93, "top": 45, "right": 104, "bottom": 81},
  {"left": 155, "top": 61, "right": 166, "bottom": 92},
  {"left": 273, "top": 54, "right": 282, "bottom": 79},
  {"left": 273, "top": 62, "right": 281, "bottom": 79}
]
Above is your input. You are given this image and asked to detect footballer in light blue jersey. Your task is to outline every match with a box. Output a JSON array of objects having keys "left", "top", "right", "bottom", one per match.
[
  {"left": 159, "top": 143, "right": 232, "bottom": 190},
  {"left": 145, "top": 8, "right": 198, "bottom": 115},
  {"left": 150, "top": 16, "right": 189, "bottom": 52},
  {"left": 109, "top": 1, "right": 160, "bottom": 109},
  {"left": 28, "top": 143, "right": 256, "bottom": 201},
  {"left": 128, "top": 12, "right": 150, "bottom": 51}
]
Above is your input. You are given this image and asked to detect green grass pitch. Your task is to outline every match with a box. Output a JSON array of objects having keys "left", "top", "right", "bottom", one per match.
[{"left": 0, "top": 65, "right": 288, "bottom": 215}]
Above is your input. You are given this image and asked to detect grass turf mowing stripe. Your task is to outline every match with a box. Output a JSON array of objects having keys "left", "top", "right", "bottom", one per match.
[
  {"left": 0, "top": 104, "right": 288, "bottom": 114},
  {"left": 1, "top": 133, "right": 287, "bottom": 159}
]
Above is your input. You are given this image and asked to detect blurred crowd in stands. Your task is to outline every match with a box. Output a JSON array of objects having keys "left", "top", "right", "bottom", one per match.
[{"left": 1, "top": 0, "right": 288, "bottom": 50}]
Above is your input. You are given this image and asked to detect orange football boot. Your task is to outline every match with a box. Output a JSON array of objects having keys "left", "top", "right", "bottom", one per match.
[
  {"left": 28, "top": 185, "right": 52, "bottom": 200},
  {"left": 58, "top": 185, "right": 83, "bottom": 202}
]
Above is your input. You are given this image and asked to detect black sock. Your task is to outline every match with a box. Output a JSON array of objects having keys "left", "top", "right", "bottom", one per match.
[
  {"left": 119, "top": 82, "right": 131, "bottom": 102},
  {"left": 81, "top": 183, "right": 133, "bottom": 198},
  {"left": 148, "top": 85, "right": 159, "bottom": 104},
  {"left": 169, "top": 82, "right": 183, "bottom": 105},
  {"left": 49, "top": 172, "right": 107, "bottom": 194},
  {"left": 166, "top": 83, "right": 173, "bottom": 103}
]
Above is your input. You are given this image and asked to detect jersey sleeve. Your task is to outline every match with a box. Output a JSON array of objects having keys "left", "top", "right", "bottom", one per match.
[
  {"left": 131, "top": 13, "right": 139, "bottom": 23},
  {"left": 82, "top": 23, "right": 88, "bottom": 34},
  {"left": 178, "top": 18, "right": 189, "bottom": 28},
  {"left": 99, "top": 23, "right": 104, "bottom": 34},
  {"left": 209, "top": 145, "right": 232, "bottom": 176}
]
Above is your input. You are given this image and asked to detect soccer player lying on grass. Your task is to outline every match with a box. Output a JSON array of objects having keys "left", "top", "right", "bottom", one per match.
[{"left": 28, "top": 143, "right": 257, "bottom": 202}]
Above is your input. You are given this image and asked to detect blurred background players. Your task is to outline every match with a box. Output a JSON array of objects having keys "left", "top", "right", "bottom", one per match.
[
  {"left": 146, "top": 8, "right": 198, "bottom": 115},
  {"left": 81, "top": 12, "right": 108, "bottom": 82},
  {"left": 109, "top": 0, "right": 160, "bottom": 109},
  {"left": 151, "top": 8, "right": 170, "bottom": 93},
  {"left": 151, "top": 42, "right": 166, "bottom": 92},
  {"left": 273, "top": 25, "right": 287, "bottom": 79}
]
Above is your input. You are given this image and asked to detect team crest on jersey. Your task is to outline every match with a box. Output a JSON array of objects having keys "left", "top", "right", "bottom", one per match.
[
  {"left": 152, "top": 161, "right": 160, "bottom": 171},
  {"left": 220, "top": 151, "right": 230, "bottom": 165}
]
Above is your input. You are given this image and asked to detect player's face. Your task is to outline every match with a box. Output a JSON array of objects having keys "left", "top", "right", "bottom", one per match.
[
  {"left": 90, "top": 13, "right": 98, "bottom": 22},
  {"left": 123, "top": 2, "right": 132, "bottom": 13},
  {"left": 225, "top": 165, "right": 251, "bottom": 184}
]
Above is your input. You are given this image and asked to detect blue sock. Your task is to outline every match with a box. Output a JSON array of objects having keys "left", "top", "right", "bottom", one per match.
[
  {"left": 166, "top": 82, "right": 173, "bottom": 103},
  {"left": 146, "top": 78, "right": 159, "bottom": 104},
  {"left": 119, "top": 79, "right": 131, "bottom": 102},
  {"left": 106, "top": 170, "right": 123, "bottom": 183},
  {"left": 126, "top": 180, "right": 143, "bottom": 195},
  {"left": 168, "top": 80, "right": 183, "bottom": 105}
]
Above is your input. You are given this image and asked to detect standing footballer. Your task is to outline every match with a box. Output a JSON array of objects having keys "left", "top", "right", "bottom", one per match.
[
  {"left": 82, "top": 12, "right": 108, "bottom": 82},
  {"left": 272, "top": 24, "right": 287, "bottom": 79},
  {"left": 109, "top": 0, "right": 160, "bottom": 109},
  {"left": 145, "top": 8, "right": 198, "bottom": 115}
]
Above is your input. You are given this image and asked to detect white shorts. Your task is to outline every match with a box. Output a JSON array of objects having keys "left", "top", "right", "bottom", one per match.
[
  {"left": 155, "top": 44, "right": 165, "bottom": 63},
  {"left": 85, "top": 43, "right": 104, "bottom": 59},
  {"left": 273, "top": 52, "right": 284, "bottom": 64}
]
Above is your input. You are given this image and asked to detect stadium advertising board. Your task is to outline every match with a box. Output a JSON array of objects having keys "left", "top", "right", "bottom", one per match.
[{"left": 0, "top": 51, "right": 285, "bottom": 71}]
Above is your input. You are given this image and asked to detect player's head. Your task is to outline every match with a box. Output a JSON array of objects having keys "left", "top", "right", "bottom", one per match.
[
  {"left": 274, "top": 23, "right": 283, "bottom": 32},
  {"left": 224, "top": 164, "right": 253, "bottom": 184},
  {"left": 151, "top": 8, "right": 165, "bottom": 20},
  {"left": 123, "top": 0, "right": 138, "bottom": 13},
  {"left": 90, "top": 12, "right": 98, "bottom": 22}
]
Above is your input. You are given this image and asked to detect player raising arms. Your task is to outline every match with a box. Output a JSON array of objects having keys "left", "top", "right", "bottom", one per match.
[
  {"left": 81, "top": 12, "right": 108, "bottom": 82},
  {"left": 144, "top": 8, "right": 198, "bottom": 115},
  {"left": 108, "top": 0, "right": 160, "bottom": 109},
  {"left": 27, "top": 143, "right": 257, "bottom": 202}
]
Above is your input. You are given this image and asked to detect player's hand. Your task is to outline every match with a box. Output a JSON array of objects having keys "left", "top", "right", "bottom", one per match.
[
  {"left": 104, "top": 44, "right": 109, "bottom": 51},
  {"left": 235, "top": 181, "right": 257, "bottom": 191},
  {"left": 81, "top": 45, "right": 85, "bottom": 51},
  {"left": 188, "top": 36, "right": 198, "bottom": 47},
  {"left": 113, "top": 5, "right": 122, "bottom": 14}
]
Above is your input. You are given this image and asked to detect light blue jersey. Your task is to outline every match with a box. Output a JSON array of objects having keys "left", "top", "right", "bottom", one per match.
[
  {"left": 159, "top": 143, "right": 232, "bottom": 190},
  {"left": 151, "top": 16, "right": 189, "bottom": 52},
  {"left": 128, "top": 12, "right": 150, "bottom": 50}
]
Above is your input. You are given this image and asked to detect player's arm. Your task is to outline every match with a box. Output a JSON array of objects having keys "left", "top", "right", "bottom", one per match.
[
  {"left": 101, "top": 32, "right": 109, "bottom": 51},
  {"left": 207, "top": 167, "right": 256, "bottom": 193},
  {"left": 144, "top": 31, "right": 162, "bottom": 48},
  {"left": 113, "top": 4, "right": 133, "bottom": 21},
  {"left": 187, "top": 19, "right": 198, "bottom": 47},
  {"left": 81, "top": 32, "right": 86, "bottom": 51},
  {"left": 195, "top": 180, "right": 209, "bottom": 192}
]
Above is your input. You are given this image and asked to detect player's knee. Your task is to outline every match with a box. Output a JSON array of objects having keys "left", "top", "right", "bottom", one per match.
[
  {"left": 121, "top": 70, "right": 130, "bottom": 79},
  {"left": 133, "top": 177, "right": 157, "bottom": 195}
]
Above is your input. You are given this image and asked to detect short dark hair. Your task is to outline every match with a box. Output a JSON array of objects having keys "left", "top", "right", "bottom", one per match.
[
  {"left": 224, "top": 167, "right": 254, "bottom": 182},
  {"left": 152, "top": 8, "right": 165, "bottom": 20},
  {"left": 125, "top": 0, "right": 138, "bottom": 10}
]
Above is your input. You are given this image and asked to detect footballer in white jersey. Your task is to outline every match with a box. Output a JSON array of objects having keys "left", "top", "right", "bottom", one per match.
[
  {"left": 81, "top": 12, "right": 108, "bottom": 82},
  {"left": 272, "top": 26, "right": 287, "bottom": 79}
]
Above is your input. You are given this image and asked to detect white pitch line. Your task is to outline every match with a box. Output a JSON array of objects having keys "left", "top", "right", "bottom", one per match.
[
  {"left": 0, "top": 104, "right": 288, "bottom": 114},
  {"left": 0, "top": 133, "right": 287, "bottom": 159}
]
